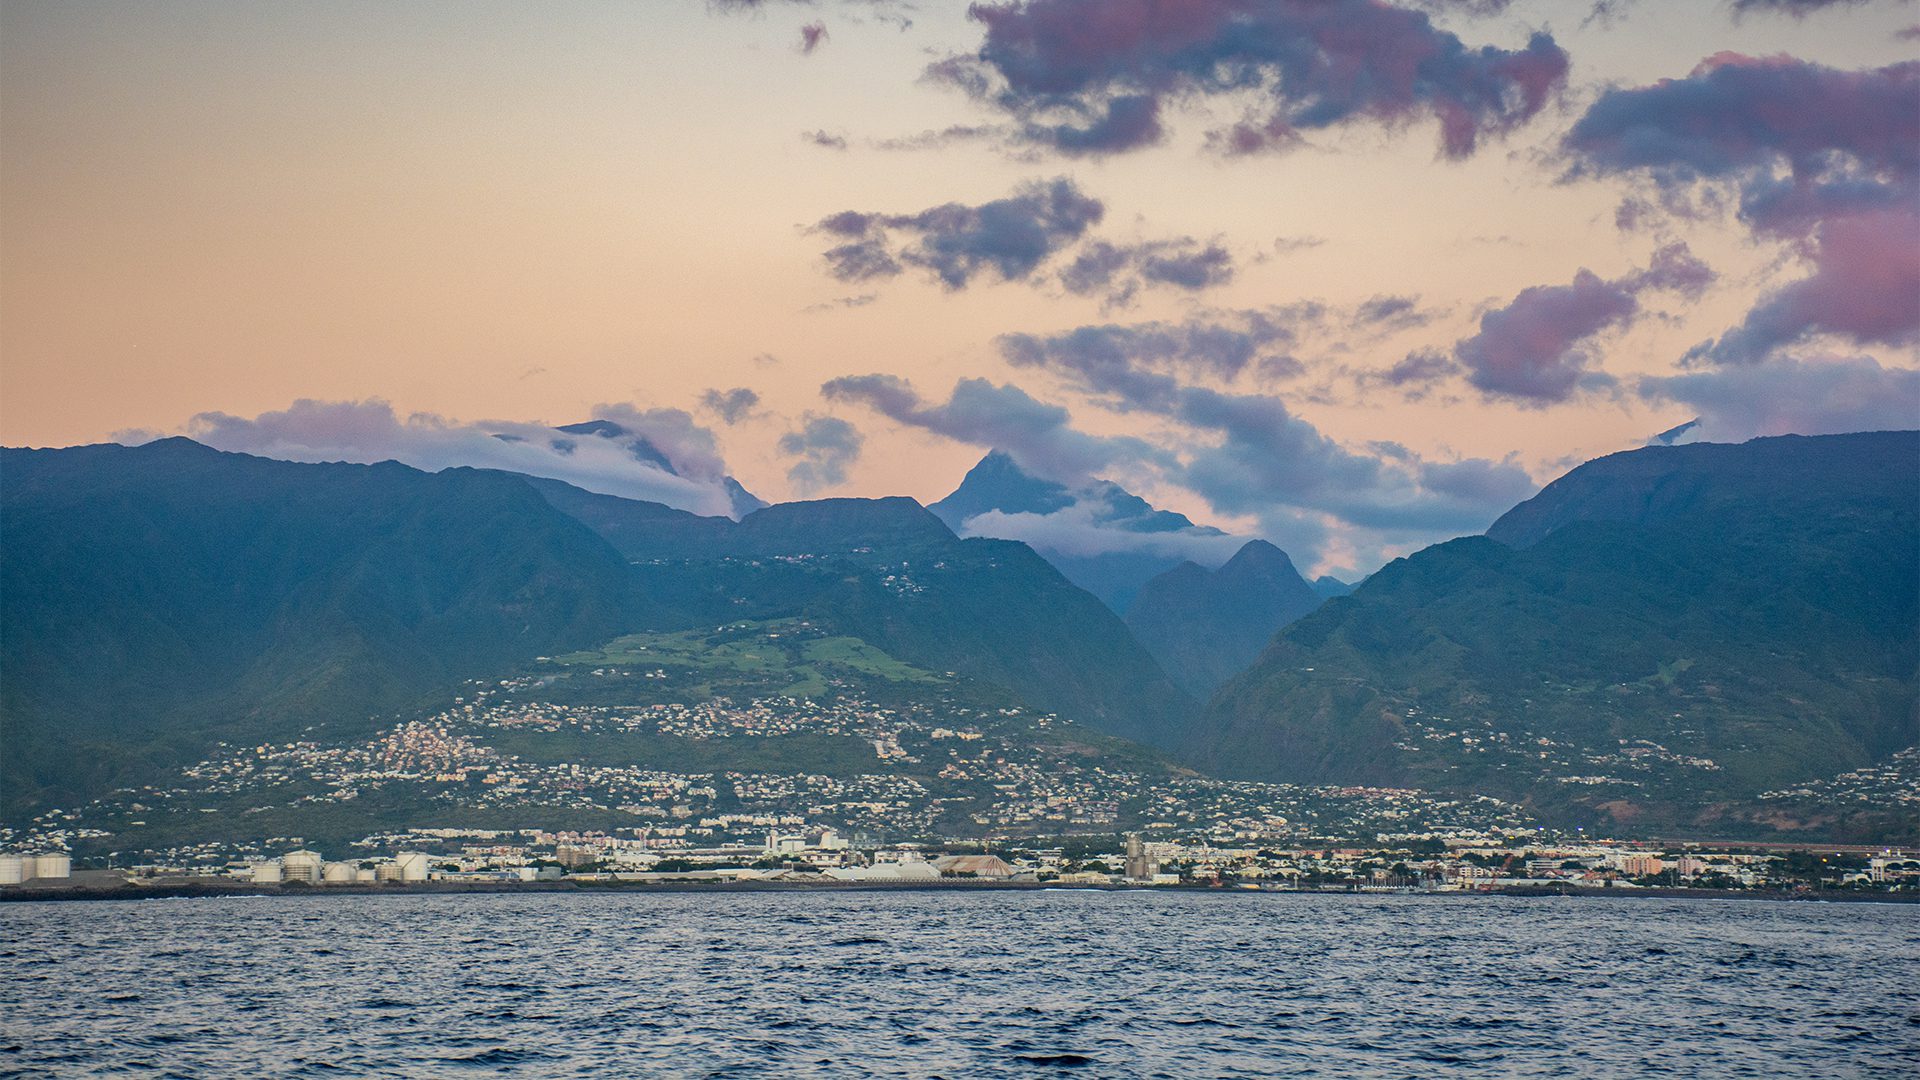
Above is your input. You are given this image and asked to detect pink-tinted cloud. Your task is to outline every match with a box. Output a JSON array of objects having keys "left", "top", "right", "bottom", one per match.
[
  {"left": 1689, "top": 207, "right": 1920, "bottom": 364},
  {"left": 1569, "top": 55, "right": 1919, "bottom": 366},
  {"left": 936, "top": 0, "right": 1569, "bottom": 159},
  {"left": 1446, "top": 243, "right": 1715, "bottom": 404}
]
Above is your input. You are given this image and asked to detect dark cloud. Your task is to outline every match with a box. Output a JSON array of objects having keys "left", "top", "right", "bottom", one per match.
[
  {"left": 934, "top": 0, "right": 1569, "bottom": 159},
  {"left": 799, "top": 21, "right": 829, "bottom": 53},
  {"left": 802, "top": 129, "right": 848, "bottom": 150},
  {"left": 1446, "top": 243, "right": 1715, "bottom": 404},
  {"left": 1565, "top": 55, "right": 1918, "bottom": 235},
  {"left": 821, "top": 373, "right": 1166, "bottom": 483},
  {"left": 1058, "top": 238, "right": 1236, "bottom": 306},
  {"left": 813, "top": 177, "right": 1104, "bottom": 288},
  {"left": 1354, "top": 294, "right": 1438, "bottom": 333},
  {"left": 999, "top": 307, "right": 1317, "bottom": 389},
  {"left": 1378, "top": 348, "right": 1460, "bottom": 390},
  {"left": 1566, "top": 54, "right": 1919, "bottom": 365},
  {"left": 1729, "top": 0, "right": 1875, "bottom": 16},
  {"left": 701, "top": 387, "right": 762, "bottom": 425},
  {"left": 1639, "top": 355, "right": 1920, "bottom": 442},
  {"left": 987, "top": 325, "right": 1538, "bottom": 537},
  {"left": 778, "top": 414, "right": 864, "bottom": 493}
]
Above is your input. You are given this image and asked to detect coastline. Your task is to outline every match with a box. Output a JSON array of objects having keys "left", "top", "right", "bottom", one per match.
[{"left": 4, "top": 879, "right": 1914, "bottom": 905}]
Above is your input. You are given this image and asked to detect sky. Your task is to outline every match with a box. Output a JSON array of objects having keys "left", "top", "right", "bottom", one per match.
[{"left": 2, "top": 0, "right": 1915, "bottom": 575}]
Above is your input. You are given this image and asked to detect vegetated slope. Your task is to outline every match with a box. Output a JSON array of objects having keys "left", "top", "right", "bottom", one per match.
[
  {"left": 1193, "top": 431, "right": 1919, "bottom": 838},
  {"left": 1124, "top": 540, "right": 1323, "bottom": 699},
  {"left": 1, "top": 439, "right": 648, "bottom": 814},
  {"left": 530, "top": 484, "right": 1197, "bottom": 748}
]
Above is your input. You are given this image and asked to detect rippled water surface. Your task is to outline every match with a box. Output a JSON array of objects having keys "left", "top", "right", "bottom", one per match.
[{"left": 2, "top": 890, "right": 1916, "bottom": 1077}]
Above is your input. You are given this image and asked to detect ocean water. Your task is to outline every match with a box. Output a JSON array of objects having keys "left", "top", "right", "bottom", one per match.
[{"left": 1, "top": 890, "right": 1915, "bottom": 1077}]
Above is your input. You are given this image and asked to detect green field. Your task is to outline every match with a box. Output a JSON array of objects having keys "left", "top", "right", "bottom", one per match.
[{"left": 551, "top": 620, "right": 942, "bottom": 699}]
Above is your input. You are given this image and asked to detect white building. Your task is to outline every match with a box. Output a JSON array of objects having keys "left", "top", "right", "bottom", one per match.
[
  {"left": 394, "top": 851, "right": 432, "bottom": 882},
  {"left": 281, "top": 850, "right": 324, "bottom": 884}
]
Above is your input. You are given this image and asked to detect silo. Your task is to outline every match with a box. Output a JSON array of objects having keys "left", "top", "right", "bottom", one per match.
[
  {"left": 321, "top": 861, "right": 356, "bottom": 883},
  {"left": 0, "top": 855, "right": 24, "bottom": 884},
  {"left": 280, "top": 850, "right": 323, "bottom": 884},
  {"left": 31, "top": 854, "right": 70, "bottom": 879},
  {"left": 394, "top": 851, "right": 431, "bottom": 882}
]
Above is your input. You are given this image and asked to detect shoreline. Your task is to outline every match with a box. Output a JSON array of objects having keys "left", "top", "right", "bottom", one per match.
[{"left": 3, "top": 879, "right": 1913, "bottom": 905}]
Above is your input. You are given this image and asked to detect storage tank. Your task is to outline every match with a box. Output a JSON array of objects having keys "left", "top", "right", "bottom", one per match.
[
  {"left": 394, "top": 851, "right": 431, "bottom": 882},
  {"left": 280, "top": 850, "right": 323, "bottom": 884},
  {"left": 31, "top": 854, "right": 70, "bottom": 879},
  {"left": 250, "top": 861, "right": 283, "bottom": 883},
  {"left": 374, "top": 862, "right": 403, "bottom": 882},
  {"left": 321, "top": 862, "right": 356, "bottom": 883},
  {"left": 355, "top": 867, "right": 378, "bottom": 883},
  {"left": 0, "top": 855, "right": 25, "bottom": 884}
]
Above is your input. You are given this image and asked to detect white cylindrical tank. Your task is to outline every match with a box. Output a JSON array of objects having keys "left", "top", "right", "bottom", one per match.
[
  {"left": 395, "top": 851, "right": 431, "bottom": 882},
  {"left": 251, "top": 861, "right": 283, "bottom": 883},
  {"left": 374, "top": 862, "right": 403, "bottom": 882},
  {"left": 31, "top": 854, "right": 70, "bottom": 879},
  {"left": 321, "top": 862, "right": 355, "bottom": 883},
  {"left": 280, "top": 850, "right": 323, "bottom": 884},
  {"left": 0, "top": 855, "right": 24, "bottom": 884},
  {"left": 356, "top": 867, "right": 378, "bottom": 883}
]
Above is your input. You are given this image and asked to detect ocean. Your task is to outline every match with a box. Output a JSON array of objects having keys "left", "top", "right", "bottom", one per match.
[{"left": 1, "top": 890, "right": 1915, "bottom": 1077}]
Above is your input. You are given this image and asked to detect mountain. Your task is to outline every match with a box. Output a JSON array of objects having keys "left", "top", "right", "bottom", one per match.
[
  {"left": 1124, "top": 540, "right": 1324, "bottom": 698},
  {"left": 553, "top": 418, "right": 766, "bottom": 517},
  {"left": 1191, "top": 431, "right": 1919, "bottom": 839},
  {"left": 1, "top": 439, "right": 649, "bottom": 814},
  {"left": 524, "top": 477, "right": 1197, "bottom": 748},
  {"left": 2, "top": 440, "right": 1197, "bottom": 819},
  {"left": 1312, "top": 576, "right": 1356, "bottom": 599},
  {"left": 929, "top": 451, "right": 1230, "bottom": 613}
]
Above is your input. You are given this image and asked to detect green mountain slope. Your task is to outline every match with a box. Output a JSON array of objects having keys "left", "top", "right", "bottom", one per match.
[
  {"left": 523, "top": 481, "right": 1198, "bottom": 748},
  {"left": 1191, "top": 431, "right": 1919, "bottom": 837},
  {"left": 1124, "top": 540, "right": 1324, "bottom": 698},
  {"left": 1, "top": 439, "right": 649, "bottom": 814}
]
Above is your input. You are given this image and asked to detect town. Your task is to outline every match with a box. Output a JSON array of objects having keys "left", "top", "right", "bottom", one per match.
[{"left": 4, "top": 828, "right": 1916, "bottom": 897}]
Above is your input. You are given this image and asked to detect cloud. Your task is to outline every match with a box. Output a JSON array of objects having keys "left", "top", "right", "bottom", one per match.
[
  {"left": 1058, "top": 238, "right": 1236, "bottom": 307},
  {"left": 993, "top": 322, "right": 1540, "bottom": 537},
  {"left": 799, "top": 21, "right": 829, "bottom": 54},
  {"left": 178, "top": 399, "right": 741, "bottom": 517},
  {"left": 1377, "top": 348, "right": 1461, "bottom": 393},
  {"left": 813, "top": 177, "right": 1105, "bottom": 288},
  {"left": 1564, "top": 54, "right": 1918, "bottom": 235},
  {"left": 802, "top": 129, "right": 849, "bottom": 150},
  {"left": 701, "top": 387, "right": 762, "bottom": 424},
  {"left": 960, "top": 502, "right": 1247, "bottom": 565},
  {"left": 1686, "top": 207, "right": 1920, "bottom": 364},
  {"left": 1729, "top": 0, "right": 1876, "bottom": 17},
  {"left": 933, "top": 0, "right": 1569, "bottom": 159},
  {"left": 1639, "top": 355, "right": 1920, "bottom": 442},
  {"left": 999, "top": 307, "right": 1319, "bottom": 389},
  {"left": 1566, "top": 54, "right": 1919, "bottom": 367},
  {"left": 821, "top": 373, "right": 1167, "bottom": 483},
  {"left": 1354, "top": 294, "right": 1439, "bottom": 333},
  {"left": 1442, "top": 242, "right": 1715, "bottom": 404},
  {"left": 778, "top": 414, "right": 864, "bottom": 493}
]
